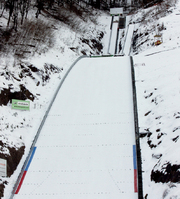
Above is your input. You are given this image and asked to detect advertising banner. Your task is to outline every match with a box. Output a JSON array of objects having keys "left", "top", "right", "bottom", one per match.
[{"left": 12, "top": 99, "right": 30, "bottom": 111}]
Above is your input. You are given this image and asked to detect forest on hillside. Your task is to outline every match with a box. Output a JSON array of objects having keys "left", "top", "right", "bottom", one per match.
[
  {"left": 0, "top": 0, "right": 164, "bottom": 31},
  {"left": 0, "top": 0, "right": 170, "bottom": 59}
]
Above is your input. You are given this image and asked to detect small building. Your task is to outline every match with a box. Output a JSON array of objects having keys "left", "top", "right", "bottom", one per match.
[{"left": 110, "top": 7, "right": 123, "bottom": 16}]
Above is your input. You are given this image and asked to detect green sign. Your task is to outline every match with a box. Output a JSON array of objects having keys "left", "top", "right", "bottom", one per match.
[{"left": 12, "top": 99, "right": 30, "bottom": 110}]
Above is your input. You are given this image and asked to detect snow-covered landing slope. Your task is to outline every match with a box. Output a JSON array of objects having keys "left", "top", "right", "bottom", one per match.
[{"left": 13, "top": 57, "right": 138, "bottom": 199}]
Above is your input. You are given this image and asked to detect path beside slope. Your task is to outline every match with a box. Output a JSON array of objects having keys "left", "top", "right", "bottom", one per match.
[{"left": 13, "top": 56, "right": 138, "bottom": 199}]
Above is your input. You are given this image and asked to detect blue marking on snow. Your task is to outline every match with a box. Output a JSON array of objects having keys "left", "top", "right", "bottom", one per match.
[
  {"left": 25, "top": 147, "right": 37, "bottom": 171},
  {"left": 133, "top": 145, "right": 137, "bottom": 170}
]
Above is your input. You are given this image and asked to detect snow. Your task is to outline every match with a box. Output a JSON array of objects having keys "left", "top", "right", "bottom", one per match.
[
  {"left": 12, "top": 56, "right": 137, "bottom": 199},
  {"left": 123, "top": 24, "right": 134, "bottom": 55},
  {"left": 131, "top": 1, "right": 180, "bottom": 197},
  {"left": 1, "top": 0, "right": 180, "bottom": 198},
  {"left": 133, "top": 48, "right": 180, "bottom": 198},
  {"left": 108, "top": 16, "right": 119, "bottom": 54},
  {"left": 0, "top": 8, "right": 110, "bottom": 199}
]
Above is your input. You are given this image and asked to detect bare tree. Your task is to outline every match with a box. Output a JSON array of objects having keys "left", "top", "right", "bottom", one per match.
[
  {"left": 7, "top": 0, "right": 15, "bottom": 27},
  {"left": 25, "top": 0, "right": 31, "bottom": 18},
  {"left": 20, "top": 0, "right": 27, "bottom": 25},
  {"left": 12, "top": 0, "right": 18, "bottom": 31},
  {"left": 35, "top": 0, "right": 44, "bottom": 18},
  {"left": 47, "top": 0, "right": 54, "bottom": 9}
]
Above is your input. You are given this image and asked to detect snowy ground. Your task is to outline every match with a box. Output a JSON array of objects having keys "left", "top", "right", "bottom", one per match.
[
  {"left": 134, "top": 49, "right": 180, "bottom": 199},
  {"left": 0, "top": 6, "right": 110, "bottom": 199},
  {"left": 132, "top": 1, "right": 180, "bottom": 198}
]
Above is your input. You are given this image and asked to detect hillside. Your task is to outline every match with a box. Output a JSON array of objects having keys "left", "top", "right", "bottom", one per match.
[
  {"left": 131, "top": 0, "right": 180, "bottom": 198},
  {"left": 0, "top": 2, "right": 109, "bottom": 198}
]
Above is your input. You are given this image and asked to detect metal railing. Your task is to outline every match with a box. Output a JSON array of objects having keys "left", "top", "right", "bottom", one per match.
[{"left": 130, "top": 56, "right": 143, "bottom": 199}]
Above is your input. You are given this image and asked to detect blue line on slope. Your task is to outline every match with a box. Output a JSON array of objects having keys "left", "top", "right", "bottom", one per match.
[
  {"left": 25, "top": 147, "right": 37, "bottom": 171},
  {"left": 133, "top": 145, "right": 137, "bottom": 170}
]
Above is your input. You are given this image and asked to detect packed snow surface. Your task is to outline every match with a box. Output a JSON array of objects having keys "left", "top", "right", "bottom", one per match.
[{"left": 13, "top": 56, "right": 137, "bottom": 199}]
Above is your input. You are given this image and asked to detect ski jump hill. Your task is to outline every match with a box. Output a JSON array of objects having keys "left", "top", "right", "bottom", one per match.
[{"left": 11, "top": 55, "right": 142, "bottom": 199}]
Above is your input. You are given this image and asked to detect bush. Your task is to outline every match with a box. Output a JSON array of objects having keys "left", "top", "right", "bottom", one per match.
[{"left": 0, "top": 19, "right": 55, "bottom": 58}]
